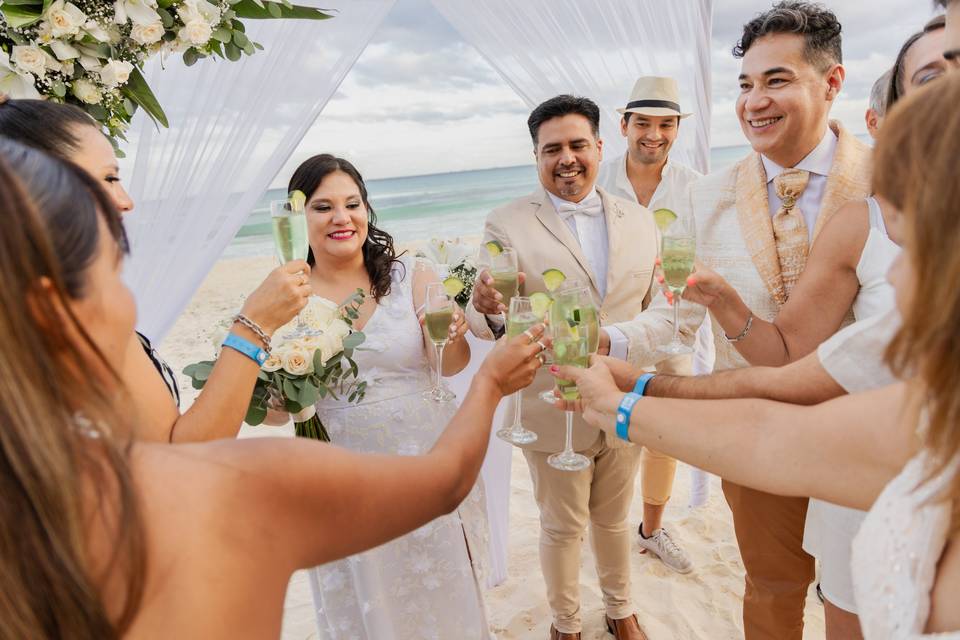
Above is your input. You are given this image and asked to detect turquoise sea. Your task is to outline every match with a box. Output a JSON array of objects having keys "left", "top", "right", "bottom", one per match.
[{"left": 225, "top": 144, "right": 755, "bottom": 258}]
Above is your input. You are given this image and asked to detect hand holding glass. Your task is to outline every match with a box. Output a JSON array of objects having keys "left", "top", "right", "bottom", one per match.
[
  {"left": 658, "top": 215, "right": 696, "bottom": 356},
  {"left": 270, "top": 198, "right": 316, "bottom": 338},
  {"left": 496, "top": 297, "right": 539, "bottom": 445}
]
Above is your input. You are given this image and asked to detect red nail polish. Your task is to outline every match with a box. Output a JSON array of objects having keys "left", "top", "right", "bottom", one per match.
[{"left": 549, "top": 365, "right": 559, "bottom": 373}]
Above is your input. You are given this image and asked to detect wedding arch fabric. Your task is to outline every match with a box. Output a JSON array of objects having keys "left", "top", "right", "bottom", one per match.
[
  {"left": 120, "top": 0, "right": 397, "bottom": 341},
  {"left": 429, "top": 0, "right": 714, "bottom": 174}
]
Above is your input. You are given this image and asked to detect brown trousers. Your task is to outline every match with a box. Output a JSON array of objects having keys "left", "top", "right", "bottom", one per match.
[{"left": 723, "top": 480, "right": 815, "bottom": 639}]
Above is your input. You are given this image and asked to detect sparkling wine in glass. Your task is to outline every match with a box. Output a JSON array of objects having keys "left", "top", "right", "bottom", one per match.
[
  {"left": 658, "top": 215, "right": 696, "bottom": 356},
  {"left": 497, "top": 297, "right": 539, "bottom": 445},
  {"left": 423, "top": 282, "right": 456, "bottom": 403},
  {"left": 546, "top": 296, "right": 592, "bottom": 472},
  {"left": 270, "top": 197, "right": 317, "bottom": 338}
]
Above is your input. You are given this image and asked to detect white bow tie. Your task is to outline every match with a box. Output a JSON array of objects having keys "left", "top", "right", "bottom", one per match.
[{"left": 556, "top": 194, "right": 603, "bottom": 220}]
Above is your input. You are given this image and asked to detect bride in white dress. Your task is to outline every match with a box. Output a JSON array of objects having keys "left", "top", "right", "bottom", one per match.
[
  {"left": 553, "top": 74, "right": 960, "bottom": 638},
  {"left": 280, "top": 154, "right": 491, "bottom": 639}
]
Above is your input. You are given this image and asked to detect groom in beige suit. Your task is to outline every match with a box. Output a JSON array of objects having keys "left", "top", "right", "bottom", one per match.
[
  {"left": 467, "top": 95, "right": 696, "bottom": 640},
  {"left": 601, "top": 3, "right": 872, "bottom": 638}
]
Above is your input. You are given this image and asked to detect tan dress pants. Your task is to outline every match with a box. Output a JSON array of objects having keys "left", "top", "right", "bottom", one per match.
[
  {"left": 723, "top": 480, "right": 815, "bottom": 639},
  {"left": 524, "top": 436, "right": 642, "bottom": 634}
]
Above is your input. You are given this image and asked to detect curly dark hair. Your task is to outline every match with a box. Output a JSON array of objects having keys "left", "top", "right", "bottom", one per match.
[
  {"left": 733, "top": 1, "right": 842, "bottom": 71},
  {"left": 287, "top": 154, "right": 402, "bottom": 302},
  {"left": 527, "top": 95, "right": 600, "bottom": 146}
]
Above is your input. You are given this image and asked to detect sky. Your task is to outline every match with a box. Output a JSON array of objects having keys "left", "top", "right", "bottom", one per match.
[{"left": 276, "top": 0, "right": 939, "bottom": 181}]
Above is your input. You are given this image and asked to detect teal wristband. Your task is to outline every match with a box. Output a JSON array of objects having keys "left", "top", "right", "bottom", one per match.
[
  {"left": 616, "top": 392, "right": 641, "bottom": 441},
  {"left": 633, "top": 373, "right": 655, "bottom": 397},
  {"left": 223, "top": 333, "right": 269, "bottom": 366}
]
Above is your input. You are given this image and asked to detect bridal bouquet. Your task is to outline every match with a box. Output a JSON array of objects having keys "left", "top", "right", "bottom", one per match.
[
  {"left": 184, "top": 291, "right": 367, "bottom": 441},
  {"left": 0, "top": 0, "right": 330, "bottom": 147}
]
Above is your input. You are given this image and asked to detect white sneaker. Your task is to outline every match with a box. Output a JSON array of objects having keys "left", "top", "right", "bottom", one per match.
[{"left": 637, "top": 525, "right": 693, "bottom": 574}]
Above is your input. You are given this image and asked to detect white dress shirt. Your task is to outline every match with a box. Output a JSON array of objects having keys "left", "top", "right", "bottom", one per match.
[
  {"left": 545, "top": 188, "right": 610, "bottom": 299},
  {"left": 597, "top": 153, "right": 715, "bottom": 371},
  {"left": 761, "top": 127, "right": 838, "bottom": 241}
]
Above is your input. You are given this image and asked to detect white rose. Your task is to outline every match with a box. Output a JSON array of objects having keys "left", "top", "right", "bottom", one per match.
[
  {"left": 71, "top": 78, "right": 102, "bottom": 104},
  {"left": 326, "top": 319, "right": 351, "bottom": 340},
  {"left": 281, "top": 349, "right": 313, "bottom": 376},
  {"left": 98, "top": 59, "right": 133, "bottom": 87},
  {"left": 11, "top": 46, "right": 48, "bottom": 77},
  {"left": 261, "top": 353, "right": 283, "bottom": 373},
  {"left": 302, "top": 297, "right": 340, "bottom": 329},
  {"left": 45, "top": 0, "right": 87, "bottom": 38},
  {"left": 178, "top": 19, "right": 212, "bottom": 46},
  {"left": 316, "top": 333, "right": 343, "bottom": 366},
  {"left": 130, "top": 20, "right": 164, "bottom": 45}
]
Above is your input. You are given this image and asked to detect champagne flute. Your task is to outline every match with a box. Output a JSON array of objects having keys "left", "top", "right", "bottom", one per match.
[
  {"left": 423, "top": 282, "right": 456, "bottom": 403},
  {"left": 496, "top": 297, "right": 539, "bottom": 445},
  {"left": 547, "top": 293, "right": 592, "bottom": 472},
  {"left": 270, "top": 198, "right": 317, "bottom": 338},
  {"left": 490, "top": 247, "right": 519, "bottom": 325},
  {"left": 658, "top": 214, "right": 696, "bottom": 356}
]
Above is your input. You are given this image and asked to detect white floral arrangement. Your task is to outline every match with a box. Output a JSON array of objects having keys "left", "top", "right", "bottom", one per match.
[
  {"left": 414, "top": 237, "right": 479, "bottom": 308},
  {"left": 0, "top": 0, "right": 330, "bottom": 148},
  {"left": 185, "top": 291, "right": 367, "bottom": 441}
]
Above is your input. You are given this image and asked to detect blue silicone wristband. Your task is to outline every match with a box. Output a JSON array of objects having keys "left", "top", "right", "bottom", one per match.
[
  {"left": 633, "top": 373, "right": 655, "bottom": 397},
  {"left": 616, "top": 392, "right": 642, "bottom": 441},
  {"left": 222, "top": 333, "right": 269, "bottom": 366}
]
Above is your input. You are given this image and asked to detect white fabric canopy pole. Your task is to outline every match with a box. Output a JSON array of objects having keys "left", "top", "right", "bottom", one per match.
[
  {"left": 428, "top": 0, "right": 714, "bottom": 173},
  {"left": 120, "top": 0, "right": 396, "bottom": 342}
]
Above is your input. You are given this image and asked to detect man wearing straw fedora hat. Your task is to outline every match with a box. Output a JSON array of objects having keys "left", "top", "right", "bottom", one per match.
[{"left": 598, "top": 76, "right": 715, "bottom": 576}]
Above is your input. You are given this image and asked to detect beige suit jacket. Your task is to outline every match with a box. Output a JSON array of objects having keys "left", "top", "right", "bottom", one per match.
[
  {"left": 611, "top": 120, "right": 872, "bottom": 371},
  {"left": 467, "top": 186, "right": 691, "bottom": 453}
]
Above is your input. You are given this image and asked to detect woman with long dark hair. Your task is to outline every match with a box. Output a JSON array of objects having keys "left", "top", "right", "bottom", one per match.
[
  {"left": 271, "top": 154, "right": 492, "bottom": 638},
  {"left": 0, "top": 97, "right": 307, "bottom": 443},
  {"left": 0, "top": 139, "right": 544, "bottom": 638}
]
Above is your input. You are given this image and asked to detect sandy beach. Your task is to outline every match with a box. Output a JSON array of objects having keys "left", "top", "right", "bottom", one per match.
[{"left": 161, "top": 254, "right": 826, "bottom": 640}]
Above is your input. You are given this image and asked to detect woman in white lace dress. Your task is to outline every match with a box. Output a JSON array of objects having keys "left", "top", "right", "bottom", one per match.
[
  {"left": 554, "top": 73, "right": 960, "bottom": 638},
  {"left": 277, "top": 154, "right": 492, "bottom": 639}
]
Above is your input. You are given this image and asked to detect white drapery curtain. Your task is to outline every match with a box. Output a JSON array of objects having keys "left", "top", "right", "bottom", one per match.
[
  {"left": 429, "top": 0, "right": 714, "bottom": 173},
  {"left": 120, "top": 0, "right": 396, "bottom": 341}
]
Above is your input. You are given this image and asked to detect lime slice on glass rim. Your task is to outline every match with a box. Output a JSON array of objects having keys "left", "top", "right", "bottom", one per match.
[
  {"left": 541, "top": 268, "right": 567, "bottom": 292},
  {"left": 652, "top": 208, "right": 677, "bottom": 232},
  {"left": 442, "top": 276, "right": 465, "bottom": 298},
  {"left": 484, "top": 240, "right": 504, "bottom": 257},
  {"left": 529, "top": 292, "right": 553, "bottom": 318},
  {"left": 289, "top": 189, "right": 307, "bottom": 213}
]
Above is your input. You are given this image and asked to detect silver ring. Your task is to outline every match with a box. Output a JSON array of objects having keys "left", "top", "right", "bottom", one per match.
[
  {"left": 536, "top": 353, "right": 546, "bottom": 365},
  {"left": 535, "top": 340, "right": 548, "bottom": 353},
  {"left": 300, "top": 274, "right": 308, "bottom": 286},
  {"left": 522, "top": 329, "right": 536, "bottom": 343}
]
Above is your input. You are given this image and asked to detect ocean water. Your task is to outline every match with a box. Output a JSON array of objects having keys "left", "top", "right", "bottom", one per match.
[{"left": 225, "top": 145, "right": 752, "bottom": 258}]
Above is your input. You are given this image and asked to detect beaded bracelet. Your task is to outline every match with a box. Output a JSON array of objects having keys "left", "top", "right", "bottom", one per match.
[{"left": 233, "top": 314, "right": 272, "bottom": 354}]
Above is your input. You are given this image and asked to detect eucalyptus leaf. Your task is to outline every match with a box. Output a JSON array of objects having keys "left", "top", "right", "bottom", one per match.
[
  {"left": 212, "top": 27, "right": 232, "bottom": 43},
  {"left": 183, "top": 48, "right": 199, "bottom": 66},
  {"left": 224, "top": 41, "right": 242, "bottom": 61},
  {"left": 298, "top": 383, "right": 319, "bottom": 406},
  {"left": 342, "top": 332, "right": 364, "bottom": 350},
  {"left": 157, "top": 7, "right": 174, "bottom": 28},
  {"left": 266, "top": 1, "right": 281, "bottom": 17},
  {"left": 183, "top": 361, "right": 215, "bottom": 381},
  {"left": 241, "top": 41, "right": 255, "bottom": 56},
  {"left": 232, "top": 30, "right": 250, "bottom": 47}
]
